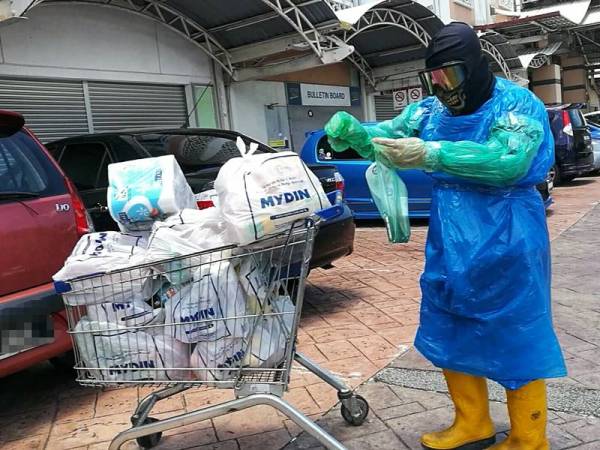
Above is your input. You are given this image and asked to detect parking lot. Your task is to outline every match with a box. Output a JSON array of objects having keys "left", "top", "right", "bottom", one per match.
[{"left": 1, "top": 178, "right": 599, "bottom": 450}]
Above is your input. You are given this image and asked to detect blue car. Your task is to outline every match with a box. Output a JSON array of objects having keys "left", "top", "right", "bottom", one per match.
[{"left": 300, "top": 125, "right": 553, "bottom": 218}]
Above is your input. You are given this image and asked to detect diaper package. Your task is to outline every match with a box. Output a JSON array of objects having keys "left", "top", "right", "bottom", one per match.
[
  {"left": 74, "top": 318, "right": 190, "bottom": 382},
  {"left": 53, "top": 232, "right": 153, "bottom": 306},
  {"left": 214, "top": 138, "right": 329, "bottom": 245},
  {"left": 163, "top": 261, "right": 248, "bottom": 344},
  {"left": 191, "top": 337, "right": 246, "bottom": 382},
  {"left": 107, "top": 155, "right": 197, "bottom": 231}
]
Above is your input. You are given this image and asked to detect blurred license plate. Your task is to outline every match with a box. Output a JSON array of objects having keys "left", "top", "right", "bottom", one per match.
[{"left": 0, "top": 317, "right": 54, "bottom": 359}]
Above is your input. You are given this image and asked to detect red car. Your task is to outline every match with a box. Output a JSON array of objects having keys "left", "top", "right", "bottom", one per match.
[{"left": 0, "top": 110, "right": 91, "bottom": 377}]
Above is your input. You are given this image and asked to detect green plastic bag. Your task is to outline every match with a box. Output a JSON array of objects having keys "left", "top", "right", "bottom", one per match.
[{"left": 366, "top": 162, "right": 410, "bottom": 243}]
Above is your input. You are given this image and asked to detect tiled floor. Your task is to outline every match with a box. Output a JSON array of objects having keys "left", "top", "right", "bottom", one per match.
[{"left": 1, "top": 178, "right": 599, "bottom": 450}]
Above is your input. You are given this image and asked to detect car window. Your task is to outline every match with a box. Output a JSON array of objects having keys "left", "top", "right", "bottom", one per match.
[
  {"left": 316, "top": 135, "right": 363, "bottom": 161},
  {"left": 586, "top": 114, "right": 600, "bottom": 127},
  {"left": 569, "top": 110, "right": 586, "bottom": 129},
  {"left": 0, "top": 131, "right": 66, "bottom": 197},
  {"left": 111, "top": 136, "right": 148, "bottom": 161},
  {"left": 133, "top": 133, "right": 267, "bottom": 173},
  {"left": 59, "top": 142, "right": 111, "bottom": 190}
]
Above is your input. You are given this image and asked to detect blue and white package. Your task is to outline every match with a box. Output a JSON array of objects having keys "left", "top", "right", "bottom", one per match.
[{"left": 107, "top": 155, "right": 197, "bottom": 231}]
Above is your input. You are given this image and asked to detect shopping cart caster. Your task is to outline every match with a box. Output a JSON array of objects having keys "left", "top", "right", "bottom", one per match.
[
  {"left": 340, "top": 394, "right": 369, "bottom": 426},
  {"left": 135, "top": 417, "right": 162, "bottom": 449}
]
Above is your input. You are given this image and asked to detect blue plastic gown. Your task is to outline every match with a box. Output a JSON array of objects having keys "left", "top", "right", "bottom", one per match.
[{"left": 336, "top": 78, "right": 567, "bottom": 389}]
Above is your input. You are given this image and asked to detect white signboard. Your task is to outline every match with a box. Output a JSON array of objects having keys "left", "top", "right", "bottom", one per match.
[
  {"left": 408, "top": 87, "right": 423, "bottom": 104},
  {"left": 300, "top": 83, "right": 351, "bottom": 107},
  {"left": 393, "top": 90, "right": 408, "bottom": 110}
]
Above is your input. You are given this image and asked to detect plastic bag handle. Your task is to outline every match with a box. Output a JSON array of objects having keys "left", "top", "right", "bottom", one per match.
[{"left": 236, "top": 137, "right": 260, "bottom": 158}]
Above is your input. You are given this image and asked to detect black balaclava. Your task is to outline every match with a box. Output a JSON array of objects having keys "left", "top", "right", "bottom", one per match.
[{"left": 425, "top": 22, "right": 495, "bottom": 115}]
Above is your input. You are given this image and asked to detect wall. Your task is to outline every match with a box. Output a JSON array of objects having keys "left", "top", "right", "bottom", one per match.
[
  {"left": 450, "top": 1, "right": 475, "bottom": 24},
  {"left": 228, "top": 81, "right": 288, "bottom": 143},
  {"left": 264, "top": 63, "right": 352, "bottom": 86},
  {"left": 0, "top": 3, "right": 212, "bottom": 85}
]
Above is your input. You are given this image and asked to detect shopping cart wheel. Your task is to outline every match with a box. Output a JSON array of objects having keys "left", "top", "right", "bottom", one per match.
[
  {"left": 341, "top": 395, "right": 369, "bottom": 426},
  {"left": 135, "top": 417, "right": 162, "bottom": 449}
]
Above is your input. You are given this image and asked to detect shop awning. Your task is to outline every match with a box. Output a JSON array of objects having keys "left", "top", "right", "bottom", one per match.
[{"left": 518, "top": 42, "right": 562, "bottom": 69}]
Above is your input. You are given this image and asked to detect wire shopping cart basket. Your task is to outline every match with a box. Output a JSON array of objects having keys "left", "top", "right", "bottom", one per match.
[{"left": 56, "top": 217, "right": 369, "bottom": 450}]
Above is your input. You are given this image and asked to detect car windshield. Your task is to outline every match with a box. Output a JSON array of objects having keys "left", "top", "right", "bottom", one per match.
[{"left": 132, "top": 132, "right": 267, "bottom": 173}]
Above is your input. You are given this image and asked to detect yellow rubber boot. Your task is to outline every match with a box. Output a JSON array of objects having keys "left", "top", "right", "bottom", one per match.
[
  {"left": 421, "top": 370, "right": 496, "bottom": 450},
  {"left": 489, "top": 380, "right": 550, "bottom": 450}
]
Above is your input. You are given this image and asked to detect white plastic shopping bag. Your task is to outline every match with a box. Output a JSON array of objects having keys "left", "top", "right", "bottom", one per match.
[
  {"left": 107, "top": 155, "right": 197, "bottom": 231},
  {"left": 163, "top": 261, "right": 248, "bottom": 344},
  {"left": 146, "top": 208, "right": 230, "bottom": 284},
  {"left": 87, "top": 300, "right": 158, "bottom": 327},
  {"left": 214, "top": 137, "right": 329, "bottom": 245},
  {"left": 243, "top": 296, "right": 294, "bottom": 368},
  {"left": 53, "top": 232, "right": 153, "bottom": 306},
  {"left": 237, "top": 253, "right": 276, "bottom": 315},
  {"left": 190, "top": 337, "right": 246, "bottom": 382},
  {"left": 74, "top": 318, "right": 190, "bottom": 381}
]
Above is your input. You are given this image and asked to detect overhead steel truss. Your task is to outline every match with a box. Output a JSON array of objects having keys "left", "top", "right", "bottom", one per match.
[
  {"left": 20, "top": 0, "right": 351, "bottom": 79},
  {"left": 27, "top": 0, "right": 236, "bottom": 75},
  {"left": 479, "top": 37, "right": 514, "bottom": 79},
  {"left": 260, "top": 0, "right": 344, "bottom": 63},
  {"left": 338, "top": 8, "right": 432, "bottom": 87}
]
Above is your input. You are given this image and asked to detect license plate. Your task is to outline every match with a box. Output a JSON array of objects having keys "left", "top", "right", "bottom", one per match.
[{"left": 0, "top": 316, "right": 54, "bottom": 359}]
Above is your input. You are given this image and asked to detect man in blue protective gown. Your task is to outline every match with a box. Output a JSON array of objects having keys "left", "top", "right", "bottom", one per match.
[{"left": 325, "top": 22, "right": 566, "bottom": 450}]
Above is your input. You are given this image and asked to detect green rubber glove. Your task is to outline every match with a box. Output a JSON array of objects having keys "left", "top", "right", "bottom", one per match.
[{"left": 324, "top": 111, "right": 376, "bottom": 159}]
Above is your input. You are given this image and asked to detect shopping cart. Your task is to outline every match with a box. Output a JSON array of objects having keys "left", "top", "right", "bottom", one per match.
[{"left": 57, "top": 217, "right": 369, "bottom": 450}]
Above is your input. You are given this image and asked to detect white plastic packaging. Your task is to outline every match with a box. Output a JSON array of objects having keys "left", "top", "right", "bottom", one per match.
[
  {"left": 87, "top": 300, "right": 158, "bottom": 327},
  {"left": 74, "top": 318, "right": 190, "bottom": 381},
  {"left": 53, "top": 232, "right": 153, "bottom": 306},
  {"left": 237, "top": 254, "right": 273, "bottom": 315},
  {"left": 163, "top": 261, "right": 248, "bottom": 344},
  {"left": 243, "top": 296, "right": 294, "bottom": 369},
  {"left": 146, "top": 208, "right": 230, "bottom": 284},
  {"left": 107, "top": 155, "right": 197, "bottom": 231},
  {"left": 190, "top": 337, "right": 246, "bottom": 382},
  {"left": 214, "top": 138, "right": 330, "bottom": 245}
]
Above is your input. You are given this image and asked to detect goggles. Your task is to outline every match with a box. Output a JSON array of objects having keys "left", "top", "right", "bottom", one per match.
[{"left": 419, "top": 62, "right": 467, "bottom": 96}]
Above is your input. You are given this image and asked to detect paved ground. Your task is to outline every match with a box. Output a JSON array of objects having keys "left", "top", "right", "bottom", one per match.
[{"left": 1, "top": 178, "right": 599, "bottom": 450}]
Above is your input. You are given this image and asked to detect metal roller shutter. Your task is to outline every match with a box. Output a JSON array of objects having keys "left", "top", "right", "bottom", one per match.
[
  {"left": 88, "top": 81, "right": 188, "bottom": 132},
  {"left": 374, "top": 94, "right": 397, "bottom": 121},
  {"left": 0, "top": 78, "right": 88, "bottom": 142}
]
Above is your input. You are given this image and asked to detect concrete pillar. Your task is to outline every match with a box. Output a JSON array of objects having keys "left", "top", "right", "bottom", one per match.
[
  {"left": 561, "top": 56, "right": 587, "bottom": 104},
  {"left": 530, "top": 64, "right": 562, "bottom": 105}
]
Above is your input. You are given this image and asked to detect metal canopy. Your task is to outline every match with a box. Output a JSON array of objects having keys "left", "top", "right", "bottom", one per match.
[
  {"left": 519, "top": 41, "right": 562, "bottom": 68},
  {"left": 330, "top": 0, "right": 444, "bottom": 88},
  {"left": 479, "top": 31, "right": 527, "bottom": 85},
  {"left": 12, "top": 0, "right": 354, "bottom": 80}
]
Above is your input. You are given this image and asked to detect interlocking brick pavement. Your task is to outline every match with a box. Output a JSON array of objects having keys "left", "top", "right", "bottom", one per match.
[{"left": 1, "top": 178, "right": 599, "bottom": 450}]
